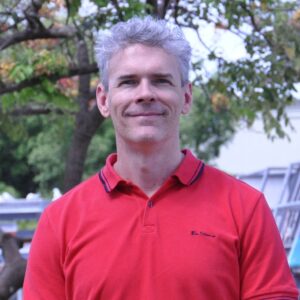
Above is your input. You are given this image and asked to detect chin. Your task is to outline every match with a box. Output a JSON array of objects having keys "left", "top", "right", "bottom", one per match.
[
  {"left": 133, "top": 135, "right": 162, "bottom": 144},
  {"left": 128, "top": 132, "right": 164, "bottom": 145}
]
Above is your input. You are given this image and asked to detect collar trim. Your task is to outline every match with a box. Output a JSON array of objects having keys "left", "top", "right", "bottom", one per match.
[
  {"left": 172, "top": 149, "right": 205, "bottom": 186},
  {"left": 189, "top": 162, "right": 205, "bottom": 185},
  {"left": 98, "top": 149, "right": 204, "bottom": 193},
  {"left": 98, "top": 169, "right": 111, "bottom": 193}
]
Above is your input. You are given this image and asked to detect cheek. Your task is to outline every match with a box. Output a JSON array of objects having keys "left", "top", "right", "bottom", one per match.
[
  {"left": 108, "top": 100, "right": 126, "bottom": 124},
  {"left": 167, "top": 92, "right": 187, "bottom": 111},
  {"left": 107, "top": 95, "right": 121, "bottom": 115}
]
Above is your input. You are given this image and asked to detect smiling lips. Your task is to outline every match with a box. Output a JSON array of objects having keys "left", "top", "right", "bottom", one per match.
[{"left": 125, "top": 111, "right": 166, "bottom": 117}]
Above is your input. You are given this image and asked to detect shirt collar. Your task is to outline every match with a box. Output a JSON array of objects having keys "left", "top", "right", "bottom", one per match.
[
  {"left": 99, "top": 149, "right": 204, "bottom": 193},
  {"left": 172, "top": 149, "right": 205, "bottom": 186},
  {"left": 99, "top": 153, "right": 122, "bottom": 192}
]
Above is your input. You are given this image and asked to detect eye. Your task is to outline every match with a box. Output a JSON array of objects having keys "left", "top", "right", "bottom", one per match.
[
  {"left": 153, "top": 78, "right": 173, "bottom": 85},
  {"left": 118, "top": 79, "right": 137, "bottom": 86}
]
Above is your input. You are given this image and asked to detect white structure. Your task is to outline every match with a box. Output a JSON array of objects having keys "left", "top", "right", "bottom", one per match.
[
  {"left": 214, "top": 101, "right": 300, "bottom": 272},
  {"left": 214, "top": 101, "right": 300, "bottom": 176}
]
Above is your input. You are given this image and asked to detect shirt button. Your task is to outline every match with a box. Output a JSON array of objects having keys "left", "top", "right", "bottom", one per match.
[{"left": 148, "top": 201, "right": 153, "bottom": 208}]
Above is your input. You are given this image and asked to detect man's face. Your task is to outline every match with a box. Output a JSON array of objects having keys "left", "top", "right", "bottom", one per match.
[{"left": 96, "top": 44, "right": 192, "bottom": 147}]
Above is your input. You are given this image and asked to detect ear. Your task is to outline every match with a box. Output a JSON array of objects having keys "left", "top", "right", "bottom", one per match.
[
  {"left": 181, "top": 83, "right": 193, "bottom": 115},
  {"left": 96, "top": 83, "right": 110, "bottom": 118}
]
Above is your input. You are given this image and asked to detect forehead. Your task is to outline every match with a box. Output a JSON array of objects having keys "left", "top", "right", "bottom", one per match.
[{"left": 108, "top": 44, "right": 181, "bottom": 81}]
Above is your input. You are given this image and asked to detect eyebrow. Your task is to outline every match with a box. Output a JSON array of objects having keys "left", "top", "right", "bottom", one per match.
[
  {"left": 116, "top": 73, "right": 175, "bottom": 82},
  {"left": 151, "top": 73, "right": 175, "bottom": 80},
  {"left": 116, "top": 74, "right": 136, "bottom": 82}
]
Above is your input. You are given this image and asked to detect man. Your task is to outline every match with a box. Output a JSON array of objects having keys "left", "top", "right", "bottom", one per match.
[{"left": 23, "top": 16, "right": 298, "bottom": 299}]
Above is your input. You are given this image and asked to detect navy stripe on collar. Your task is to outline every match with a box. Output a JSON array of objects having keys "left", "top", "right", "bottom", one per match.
[
  {"left": 188, "top": 162, "right": 205, "bottom": 185},
  {"left": 98, "top": 169, "right": 111, "bottom": 193}
]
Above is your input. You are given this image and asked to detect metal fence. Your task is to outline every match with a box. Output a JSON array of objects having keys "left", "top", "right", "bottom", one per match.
[{"left": 239, "top": 162, "right": 300, "bottom": 271}]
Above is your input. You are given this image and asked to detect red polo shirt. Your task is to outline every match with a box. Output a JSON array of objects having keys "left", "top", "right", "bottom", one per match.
[{"left": 24, "top": 150, "right": 298, "bottom": 299}]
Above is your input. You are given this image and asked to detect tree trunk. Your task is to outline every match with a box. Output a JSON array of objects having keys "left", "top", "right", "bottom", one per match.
[
  {"left": 63, "top": 107, "right": 104, "bottom": 192},
  {"left": 146, "top": 0, "right": 171, "bottom": 18},
  {"left": 63, "top": 40, "right": 105, "bottom": 192},
  {"left": 0, "top": 230, "right": 26, "bottom": 300}
]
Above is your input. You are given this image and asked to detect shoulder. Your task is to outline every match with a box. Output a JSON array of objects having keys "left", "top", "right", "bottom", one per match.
[
  {"left": 43, "top": 173, "right": 106, "bottom": 220},
  {"left": 36, "top": 173, "right": 108, "bottom": 244},
  {"left": 197, "top": 164, "right": 270, "bottom": 231},
  {"left": 201, "top": 163, "right": 263, "bottom": 200}
]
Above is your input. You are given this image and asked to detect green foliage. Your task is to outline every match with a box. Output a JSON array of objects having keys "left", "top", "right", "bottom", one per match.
[
  {"left": 0, "top": 112, "right": 74, "bottom": 196},
  {"left": 26, "top": 115, "right": 74, "bottom": 193},
  {"left": 91, "top": 0, "right": 110, "bottom": 6},
  {"left": 90, "top": 0, "right": 149, "bottom": 18},
  {"left": 83, "top": 119, "right": 116, "bottom": 179},
  {"left": 0, "top": 113, "right": 27, "bottom": 140},
  {"left": 69, "top": 0, "right": 82, "bottom": 17},
  {"left": 0, "top": 116, "right": 40, "bottom": 196},
  {"left": 190, "top": 0, "right": 299, "bottom": 140},
  {"left": 0, "top": 111, "right": 116, "bottom": 196},
  {"left": 1, "top": 0, "right": 300, "bottom": 193},
  {"left": 26, "top": 116, "right": 116, "bottom": 194},
  {"left": 120, "top": 0, "right": 150, "bottom": 20},
  {"left": 1, "top": 46, "right": 68, "bottom": 84},
  {"left": 181, "top": 88, "right": 236, "bottom": 161},
  {"left": 17, "top": 220, "right": 38, "bottom": 231},
  {"left": 1, "top": 84, "right": 76, "bottom": 113},
  {"left": 0, "top": 44, "right": 73, "bottom": 112},
  {"left": 0, "top": 182, "right": 20, "bottom": 198}
]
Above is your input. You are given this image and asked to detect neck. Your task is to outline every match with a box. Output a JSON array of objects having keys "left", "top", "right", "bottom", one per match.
[{"left": 114, "top": 139, "right": 183, "bottom": 197}]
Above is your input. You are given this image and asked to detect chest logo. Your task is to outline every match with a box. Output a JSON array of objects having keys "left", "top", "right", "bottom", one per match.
[{"left": 191, "top": 230, "right": 216, "bottom": 238}]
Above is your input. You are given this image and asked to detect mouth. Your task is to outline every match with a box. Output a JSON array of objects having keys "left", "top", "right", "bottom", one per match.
[{"left": 125, "top": 111, "right": 166, "bottom": 117}]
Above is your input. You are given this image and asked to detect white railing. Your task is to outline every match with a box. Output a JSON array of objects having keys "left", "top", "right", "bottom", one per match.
[
  {"left": 0, "top": 199, "right": 50, "bottom": 220},
  {"left": 239, "top": 162, "right": 300, "bottom": 270}
]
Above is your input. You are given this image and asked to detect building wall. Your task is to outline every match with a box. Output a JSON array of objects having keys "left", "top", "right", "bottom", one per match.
[{"left": 214, "top": 101, "right": 300, "bottom": 176}]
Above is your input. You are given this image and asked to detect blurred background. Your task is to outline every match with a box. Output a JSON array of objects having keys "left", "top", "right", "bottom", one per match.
[
  {"left": 1, "top": 0, "right": 300, "bottom": 197},
  {"left": 0, "top": 0, "right": 300, "bottom": 298}
]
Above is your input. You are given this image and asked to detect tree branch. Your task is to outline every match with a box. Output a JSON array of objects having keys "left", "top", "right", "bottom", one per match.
[
  {"left": 0, "top": 25, "right": 76, "bottom": 50},
  {"left": 23, "top": 0, "right": 45, "bottom": 32},
  {"left": 77, "top": 40, "right": 91, "bottom": 110},
  {"left": 0, "top": 230, "right": 27, "bottom": 299},
  {"left": 173, "top": 0, "right": 180, "bottom": 22},
  {"left": 158, "top": 0, "right": 172, "bottom": 19},
  {"left": 0, "top": 63, "right": 98, "bottom": 95},
  {"left": 239, "top": 2, "right": 274, "bottom": 48},
  {"left": 146, "top": 0, "right": 159, "bottom": 16},
  {"left": 111, "top": 0, "right": 124, "bottom": 21},
  {"left": 7, "top": 106, "right": 75, "bottom": 116},
  {"left": 0, "top": 0, "right": 26, "bottom": 31}
]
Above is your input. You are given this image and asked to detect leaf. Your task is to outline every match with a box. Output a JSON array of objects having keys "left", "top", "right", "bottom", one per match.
[
  {"left": 68, "top": 0, "right": 81, "bottom": 18},
  {"left": 295, "top": 58, "right": 300, "bottom": 72},
  {"left": 1, "top": 94, "right": 14, "bottom": 111},
  {"left": 284, "top": 45, "right": 296, "bottom": 60},
  {"left": 261, "top": 1, "right": 268, "bottom": 11},
  {"left": 90, "top": 0, "right": 109, "bottom": 7}
]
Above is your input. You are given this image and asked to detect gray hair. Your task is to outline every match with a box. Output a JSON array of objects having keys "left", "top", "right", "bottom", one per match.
[{"left": 94, "top": 16, "right": 192, "bottom": 90}]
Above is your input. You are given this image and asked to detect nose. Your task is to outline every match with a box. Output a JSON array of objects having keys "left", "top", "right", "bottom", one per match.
[{"left": 135, "top": 79, "right": 155, "bottom": 103}]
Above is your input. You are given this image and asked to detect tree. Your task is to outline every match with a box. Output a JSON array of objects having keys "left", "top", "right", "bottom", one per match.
[
  {"left": 0, "top": 114, "right": 40, "bottom": 196},
  {"left": 180, "top": 88, "right": 236, "bottom": 161},
  {"left": 1, "top": 0, "right": 300, "bottom": 191},
  {"left": 0, "top": 230, "right": 26, "bottom": 299},
  {"left": 1, "top": 0, "right": 300, "bottom": 296}
]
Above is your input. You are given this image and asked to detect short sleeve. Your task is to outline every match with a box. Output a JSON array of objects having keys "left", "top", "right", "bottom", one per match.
[
  {"left": 23, "top": 210, "right": 66, "bottom": 300},
  {"left": 240, "top": 194, "right": 298, "bottom": 299}
]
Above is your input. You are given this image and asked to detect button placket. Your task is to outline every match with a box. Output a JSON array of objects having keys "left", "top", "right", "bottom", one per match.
[
  {"left": 147, "top": 200, "right": 154, "bottom": 208},
  {"left": 142, "top": 199, "right": 156, "bottom": 233}
]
